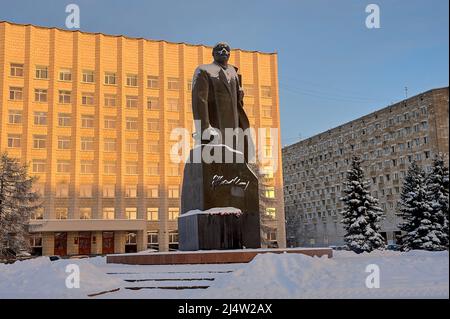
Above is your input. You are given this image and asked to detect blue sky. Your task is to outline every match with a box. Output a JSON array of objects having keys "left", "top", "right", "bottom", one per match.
[{"left": 0, "top": 0, "right": 448, "bottom": 145}]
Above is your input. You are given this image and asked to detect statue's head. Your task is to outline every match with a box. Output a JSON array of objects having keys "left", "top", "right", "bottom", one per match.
[{"left": 212, "top": 42, "right": 231, "bottom": 65}]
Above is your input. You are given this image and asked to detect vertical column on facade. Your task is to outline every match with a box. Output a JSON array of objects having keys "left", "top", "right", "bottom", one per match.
[
  {"left": 45, "top": 29, "right": 58, "bottom": 219},
  {"left": 252, "top": 52, "right": 262, "bottom": 162},
  {"left": 95, "top": 34, "right": 104, "bottom": 220},
  {"left": 158, "top": 41, "right": 169, "bottom": 252},
  {"left": 21, "top": 25, "right": 33, "bottom": 167},
  {"left": 271, "top": 53, "right": 286, "bottom": 248},
  {"left": 0, "top": 23, "right": 6, "bottom": 150},
  {"left": 116, "top": 37, "right": 125, "bottom": 220},
  {"left": 70, "top": 32, "right": 81, "bottom": 219},
  {"left": 137, "top": 39, "right": 148, "bottom": 251},
  {"left": 178, "top": 44, "right": 186, "bottom": 214}
]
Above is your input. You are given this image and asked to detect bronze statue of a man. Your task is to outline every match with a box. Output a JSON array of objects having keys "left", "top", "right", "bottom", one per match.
[{"left": 192, "top": 42, "right": 253, "bottom": 161}]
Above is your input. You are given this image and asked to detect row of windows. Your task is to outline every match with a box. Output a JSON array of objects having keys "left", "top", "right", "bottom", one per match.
[
  {"left": 7, "top": 111, "right": 186, "bottom": 131},
  {"left": 30, "top": 159, "right": 180, "bottom": 176},
  {"left": 30, "top": 205, "right": 277, "bottom": 222},
  {"left": 292, "top": 106, "right": 429, "bottom": 157},
  {"left": 8, "top": 87, "right": 187, "bottom": 110},
  {"left": 31, "top": 206, "right": 179, "bottom": 221},
  {"left": 9, "top": 63, "right": 273, "bottom": 97},
  {"left": 33, "top": 183, "right": 180, "bottom": 198},
  {"left": 286, "top": 136, "right": 429, "bottom": 173}
]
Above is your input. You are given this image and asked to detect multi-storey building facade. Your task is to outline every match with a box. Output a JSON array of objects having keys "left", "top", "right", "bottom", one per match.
[
  {"left": 0, "top": 21, "right": 286, "bottom": 256},
  {"left": 283, "top": 87, "right": 449, "bottom": 247}
]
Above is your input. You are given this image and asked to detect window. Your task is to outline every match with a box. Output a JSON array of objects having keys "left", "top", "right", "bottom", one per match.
[
  {"left": 147, "top": 97, "right": 159, "bottom": 110},
  {"left": 261, "top": 86, "right": 272, "bottom": 98},
  {"left": 169, "top": 231, "right": 179, "bottom": 244},
  {"left": 79, "top": 208, "right": 92, "bottom": 219},
  {"left": 81, "top": 137, "right": 95, "bottom": 151},
  {"left": 146, "top": 185, "right": 159, "bottom": 198},
  {"left": 147, "top": 231, "right": 158, "bottom": 245},
  {"left": 59, "top": 90, "right": 71, "bottom": 104},
  {"left": 59, "top": 69, "right": 72, "bottom": 81},
  {"left": 7, "top": 134, "right": 21, "bottom": 148},
  {"left": 80, "top": 160, "right": 94, "bottom": 174},
  {"left": 126, "top": 208, "right": 137, "bottom": 220},
  {"left": 82, "top": 92, "right": 94, "bottom": 105},
  {"left": 82, "top": 70, "right": 95, "bottom": 83},
  {"left": 10, "top": 63, "right": 24, "bottom": 77},
  {"left": 126, "top": 117, "right": 138, "bottom": 130},
  {"left": 126, "top": 95, "right": 138, "bottom": 109},
  {"left": 9, "top": 87, "right": 23, "bottom": 100},
  {"left": 243, "top": 84, "right": 254, "bottom": 97},
  {"left": 169, "top": 207, "right": 179, "bottom": 220},
  {"left": 33, "top": 135, "right": 47, "bottom": 149},
  {"left": 125, "top": 139, "right": 138, "bottom": 153},
  {"left": 262, "top": 105, "right": 272, "bottom": 118},
  {"left": 104, "top": 94, "right": 117, "bottom": 107},
  {"left": 104, "top": 116, "right": 116, "bottom": 129},
  {"left": 56, "top": 208, "right": 68, "bottom": 220},
  {"left": 56, "top": 160, "right": 71, "bottom": 173},
  {"left": 58, "top": 113, "right": 71, "bottom": 126},
  {"left": 35, "top": 66, "right": 48, "bottom": 79},
  {"left": 147, "top": 76, "right": 159, "bottom": 88},
  {"left": 35, "top": 89, "right": 48, "bottom": 102},
  {"left": 125, "top": 185, "right": 137, "bottom": 198},
  {"left": 104, "top": 138, "right": 117, "bottom": 152},
  {"left": 57, "top": 136, "right": 71, "bottom": 150},
  {"left": 264, "top": 186, "right": 275, "bottom": 198},
  {"left": 81, "top": 115, "right": 94, "bottom": 128},
  {"left": 103, "top": 161, "right": 116, "bottom": 175},
  {"left": 8, "top": 110, "right": 22, "bottom": 124},
  {"left": 168, "top": 185, "right": 179, "bottom": 199},
  {"left": 34, "top": 112, "right": 47, "bottom": 125},
  {"left": 103, "top": 184, "right": 115, "bottom": 198},
  {"left": 126, "top": 232, "right": 137, "bottom": 244},
  {"left": 167, "top": 99, "right": 179, "bottom": 112},
  {"left": 147, "top": 162, "right": 159, "bottom": 175},
  {"left": 265, "top": 208, "right": 276, "bottom": 219},
  {"left": 147, "top": 208, "right": 159, "bottom": 221},
  {"left": 168, "top": 164, "right": 179, "bottom": 176},
  {"left": 30, "top": 208, "right": 44, "bottom": 220},
  {"left": 79, "top": 184, "right": 92, "bottom": 198},
  {"left": 126, "top": 74, "right": 138, "bottom": 87},
  {"left": 32, "top": 160, "right": 46, "bottom": 173},
  {"left": 56, "top": 184, "right": 69, "bottom": 198},
  {"left": 167, "top": 120, "right": 179, "bottom": 132},
  {"left": 126, "top": 161, "right": 138, "bottom": 175},
  {"left": 103, "top": 207, "right": 115, "bottom": 220},
  {"left": 147, "top": 139, "right": 159, "bottom": 153},
  {"left": 167, "top": 77, "right": 179, "bottom": 90},
  {"left": 147, "top": 119, "right": 159, "bottom": 131},
  {"left": 104, "top": 72, "right": 116, "bottom": 85}
]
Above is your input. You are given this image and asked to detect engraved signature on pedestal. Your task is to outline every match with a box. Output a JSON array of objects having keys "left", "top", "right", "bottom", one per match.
[{"left": 211, "top": 175, "right": 250, "bottom": 191}]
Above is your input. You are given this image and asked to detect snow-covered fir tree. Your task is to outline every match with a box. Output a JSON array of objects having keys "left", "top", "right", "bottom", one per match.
[
  {"left": 398, "top": 161, "right": 437, "bottom": 251},
  {"left": 423, "top": 154, "right": 449, "bottom": 250},
  {"left": 0, "top": 153, "right": 41, "bottom": 258},
  {"left": 340, "top": 156, "right": 385, "bottom": 253}
]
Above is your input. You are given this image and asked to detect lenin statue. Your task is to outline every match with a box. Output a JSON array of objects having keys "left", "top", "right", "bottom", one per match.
[
  {"left": 192, "top": 42, "right": 254, "bottom": 162},
  {"left": 178, "top": 42, "right": 261, "bottom": 251}
]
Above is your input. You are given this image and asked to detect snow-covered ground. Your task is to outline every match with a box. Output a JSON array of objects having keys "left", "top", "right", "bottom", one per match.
[{"left": 0, "top": 250, "right": 448, "bottom": 299}]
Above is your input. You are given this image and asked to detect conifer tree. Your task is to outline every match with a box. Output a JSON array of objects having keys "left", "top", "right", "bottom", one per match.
[{"left": 340, "top": 156, "right": 385, "bottom": 253}]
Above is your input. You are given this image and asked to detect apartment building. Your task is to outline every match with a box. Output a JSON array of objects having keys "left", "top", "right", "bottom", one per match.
[
  {"left": 283, "top": 87, "right": 449, "bottom": 247},
  {"left": 0, "top": 21, "right": 286, "bottom": 255}
]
